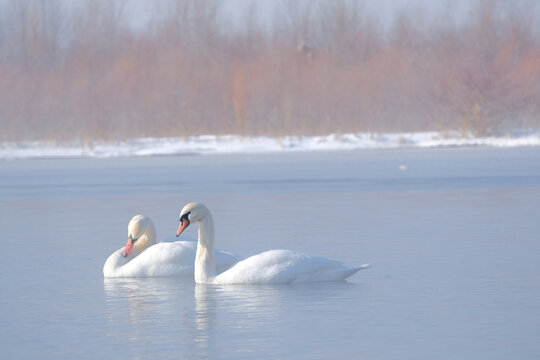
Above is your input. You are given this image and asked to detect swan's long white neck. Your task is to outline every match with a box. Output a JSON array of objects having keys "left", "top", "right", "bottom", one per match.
[
  {"left": 194, "top": 212, "right": 216, "bottom": 283},
  {"left": 131, "top": 232, "right": 155, "bottom": 258}
]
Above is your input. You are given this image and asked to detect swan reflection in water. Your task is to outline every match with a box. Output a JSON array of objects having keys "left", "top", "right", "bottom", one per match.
[
  {"left": 104, "top": 278, "right": 357, "bottom": 357},
  {"left": 103, "top": 277, "right": 222, "bottom": 356}
]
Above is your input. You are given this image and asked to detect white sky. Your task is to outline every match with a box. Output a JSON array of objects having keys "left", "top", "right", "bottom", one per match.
[
  {"left": 124, "top": 0, "right": 474, "bottom": 31},
  {"left": 121, "top": 0, "right": 539, "bottom": 35}
]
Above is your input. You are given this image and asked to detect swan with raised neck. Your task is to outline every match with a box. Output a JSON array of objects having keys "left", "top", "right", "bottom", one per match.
[
  {"left": 176, "top": 202, "right": 369, "bottom": 284},
  {"left": 177, "top": 203, "right": 216, "bottom": 283}
]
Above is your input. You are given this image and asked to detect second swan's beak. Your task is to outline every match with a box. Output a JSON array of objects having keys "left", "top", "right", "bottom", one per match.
[
  {"left": 176, "top": 218, "right": 190, "bottom": 237},
  {"left": 123, "top": 237, "right": 135, "bottom": 257}
]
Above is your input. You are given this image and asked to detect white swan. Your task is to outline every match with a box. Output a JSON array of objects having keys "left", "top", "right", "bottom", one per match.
[
  {"left": 103, "top": 215, "right": 242, "bottom": 277},
  {"left": 176, "top": 202, "right": 369, "bottom": 284}
]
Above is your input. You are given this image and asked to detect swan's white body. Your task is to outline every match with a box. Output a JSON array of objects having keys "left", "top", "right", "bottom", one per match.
[
  {"left": 176, "top": 203, "right": 369, "bottom": 285},
  {"left": 103, "top": 215, "right": 242, "bottom": 278}
]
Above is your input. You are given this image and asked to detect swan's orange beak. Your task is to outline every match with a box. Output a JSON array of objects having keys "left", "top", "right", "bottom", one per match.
[
  {"left": 176, "top": 219, "right": 190, "bottom": 237},
  {"left": 123, "top": 237, "right": 135, "bottom": 257}
]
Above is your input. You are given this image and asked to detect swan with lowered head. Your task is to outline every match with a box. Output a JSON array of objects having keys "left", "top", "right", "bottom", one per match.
[
  {"left": 103, "top": 215, "right": 242, "bottom": 277},
  {"left": 176, "top": 202, "right": 369, "bottom": 284}
]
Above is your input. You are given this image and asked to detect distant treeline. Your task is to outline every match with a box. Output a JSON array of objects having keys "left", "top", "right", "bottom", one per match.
[{"left": 1, "top": 0, "right": 540, "bottom": 141}]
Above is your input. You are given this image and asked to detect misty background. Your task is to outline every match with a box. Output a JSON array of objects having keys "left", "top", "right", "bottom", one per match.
[{"left": 1, "top": 0, "right": 540, "bottom": 142}]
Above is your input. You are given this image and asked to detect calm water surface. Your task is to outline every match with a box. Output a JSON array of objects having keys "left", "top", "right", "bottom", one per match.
[{"left": 1, "top": 148, "right": 540, "bottom": 359}]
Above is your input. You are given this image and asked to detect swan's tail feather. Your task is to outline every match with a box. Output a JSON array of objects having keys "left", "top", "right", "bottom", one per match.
[
  {"left": 294, "top": 264, "right": 370, "bottom": 283},
  {"left": 335, "top": 264, "right": 371, "bottom": 280}
]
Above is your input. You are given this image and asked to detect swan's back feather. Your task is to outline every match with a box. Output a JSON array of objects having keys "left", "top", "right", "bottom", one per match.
[{"left": 212, "top": 249, "right": 366, "bottom": 284}]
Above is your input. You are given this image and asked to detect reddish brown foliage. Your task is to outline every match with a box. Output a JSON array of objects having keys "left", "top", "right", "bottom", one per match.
[{"left": 1, "top": 0, "right": 539, "bottom": 141}]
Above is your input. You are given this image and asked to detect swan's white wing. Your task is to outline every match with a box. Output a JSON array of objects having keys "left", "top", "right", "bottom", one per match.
[{"left": 213, "top": 249, "right": 366, "bottom": 284}]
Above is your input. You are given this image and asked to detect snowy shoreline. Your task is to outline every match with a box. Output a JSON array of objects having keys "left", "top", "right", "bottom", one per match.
[{"left": 2, "top": 131, "right": 540, "bottom": 160}]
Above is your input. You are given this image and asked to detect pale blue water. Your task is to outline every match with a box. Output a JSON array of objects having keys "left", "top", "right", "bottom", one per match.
[{"left": 1, "top": 148, "right": 540, "bottom": 359}]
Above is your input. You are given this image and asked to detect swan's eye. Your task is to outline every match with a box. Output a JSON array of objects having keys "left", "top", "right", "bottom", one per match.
[{"left": 180, "top": 211, "right": 191, "bottom": 224}]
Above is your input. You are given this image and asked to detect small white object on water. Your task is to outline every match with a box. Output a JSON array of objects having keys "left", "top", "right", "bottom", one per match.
[{"left": 399, "top": 164, "right": 408, "bottom": 171}]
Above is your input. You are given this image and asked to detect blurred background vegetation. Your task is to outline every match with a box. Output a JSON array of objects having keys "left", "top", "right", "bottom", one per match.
[{"left": 1, "top": 0, "right": 540, "bottom": 142}]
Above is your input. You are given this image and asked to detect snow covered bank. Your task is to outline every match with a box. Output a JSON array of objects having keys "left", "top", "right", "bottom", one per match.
[{"left": 1, "top": 131, "right": 540, "bottom": 160}]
